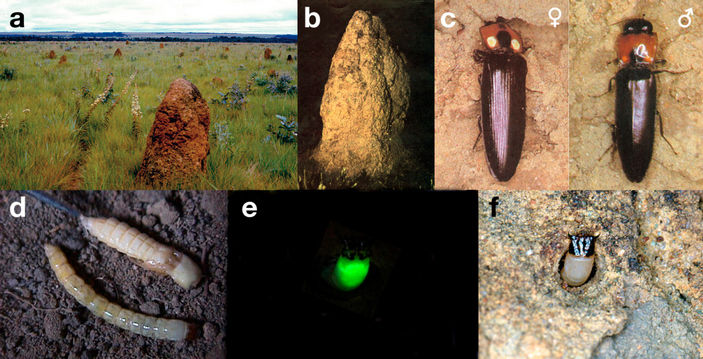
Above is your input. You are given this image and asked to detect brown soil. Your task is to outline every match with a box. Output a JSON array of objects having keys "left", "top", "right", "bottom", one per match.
[
  {"left": 435, "top": 0, "right": 569, "bottom": 190},
  {"left": 0, "top": 191, "right": 227, "bottom": 359}
]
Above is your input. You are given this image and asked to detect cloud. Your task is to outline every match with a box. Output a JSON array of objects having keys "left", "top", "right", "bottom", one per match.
[{"left": 3, "top": 0, "right": 297, "bottom": 34}]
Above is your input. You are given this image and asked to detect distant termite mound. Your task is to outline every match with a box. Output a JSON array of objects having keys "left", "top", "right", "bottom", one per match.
[
  {"left": 48, "top": 50, "right": 56, "bottom": 59},
  {"left": 212, "top": 77, "right": 224, "bottom": 86},
  {"left": 125, "top": 40, "right": 130, "bottom": 45},
  {"left": 264, "top": 48, "right": 272, "bottom": 59},
  {"left": 136, "top": 78, "right": 210, "bottom": 187},
  {"left": 114, "top": 48, "right": 122, "bottom": 57},
  {"left": 58, "top": 55, "right": 67, "bottom": 64},
  {"left": 160, "top": 43, "right": 164, "bottom": 49}
]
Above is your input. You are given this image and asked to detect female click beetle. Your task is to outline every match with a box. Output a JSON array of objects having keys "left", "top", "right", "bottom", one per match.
[{"left": 473, "top": 18, "right": 527, "bottom": 182}]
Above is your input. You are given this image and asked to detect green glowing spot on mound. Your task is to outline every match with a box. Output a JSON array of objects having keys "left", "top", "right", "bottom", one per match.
[{"left": 333, "top": 255, "right": 370, "bottom": 291}]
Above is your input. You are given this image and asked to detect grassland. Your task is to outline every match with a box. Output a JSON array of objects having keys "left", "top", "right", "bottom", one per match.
[{"left": 0, "top": 41, "right": 297, "bottom": 189}]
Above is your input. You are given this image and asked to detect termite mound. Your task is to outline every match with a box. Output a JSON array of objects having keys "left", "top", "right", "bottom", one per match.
[
  {"left": 135, "top": 78, "right": 210, "bottom": 188},
  {"left": 311, "top": 10, "right": 412, "bottom": 188}
]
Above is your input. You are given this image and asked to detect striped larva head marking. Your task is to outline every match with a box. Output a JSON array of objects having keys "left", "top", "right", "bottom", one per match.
[
  {"left": 568, "top": 234, "right": 597, "bottom": 257},
  {"left": 560, "top": 234, "right": 597, "bottom": 287}
]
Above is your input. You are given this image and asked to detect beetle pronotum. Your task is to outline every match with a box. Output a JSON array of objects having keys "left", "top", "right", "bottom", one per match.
[
  {"left": 79, "top": 216, "right": 202, "bottom": 290},
  {"left": 44, "top": 243, "right": 196, "bottom": 341}
]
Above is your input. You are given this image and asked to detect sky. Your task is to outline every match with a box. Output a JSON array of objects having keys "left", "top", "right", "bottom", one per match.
[{"left": 2, "top": 0, "right": 297, "bottom": 34}]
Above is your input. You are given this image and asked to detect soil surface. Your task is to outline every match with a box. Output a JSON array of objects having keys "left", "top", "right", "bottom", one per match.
[
  {"left": 435, "top": 0, "right": 569, "bottom": 189},
  {"left": 479, "top": 191, "right": 703, "bottom": 358},
  {"left": 569, "top": 1, "right": 703, "bottom": 189},
  {"left": 0, "top": 191, "right": 227, "bottom": 359}
]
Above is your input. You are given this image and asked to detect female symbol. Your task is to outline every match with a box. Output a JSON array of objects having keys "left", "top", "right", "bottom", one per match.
[{"left": 549, "top": 7, "right": 562, "bottom": 28}]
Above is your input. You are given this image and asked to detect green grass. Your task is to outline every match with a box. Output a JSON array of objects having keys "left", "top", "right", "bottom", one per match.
[{"left": 0, "top": 41, "right": 297, "bottom": 189}]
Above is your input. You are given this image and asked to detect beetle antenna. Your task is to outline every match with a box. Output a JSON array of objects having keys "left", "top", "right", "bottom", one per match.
[{"left": 24, "top": 191, "right": 81, "bottom": 218}]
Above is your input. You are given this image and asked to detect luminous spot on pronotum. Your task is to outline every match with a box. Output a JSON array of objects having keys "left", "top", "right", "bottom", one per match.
[
  {"left": 333, "top": 255, "right": 370, "bottom": 291},
  {"left": 510, "top": 39, "right": 520, "bottom": 51},
  {"left": 634, "top": 43, "right": 649, "bottom": 61},
  {"left": 487, "top": 36, "right": 498, "bottom": 49}
]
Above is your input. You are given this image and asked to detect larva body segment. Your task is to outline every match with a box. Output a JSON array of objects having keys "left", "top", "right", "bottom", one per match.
[
  {"left": 79, "top": 216, "right": 201, "bottom": 289},
  {"left": 44, "top": 244, "right": 195, "bottom": 341}
]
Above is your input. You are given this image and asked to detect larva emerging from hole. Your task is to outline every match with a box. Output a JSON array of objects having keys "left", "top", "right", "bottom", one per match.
[
  {"left": 44, "top": 243, "right": 197, "bottom": 341},
  {"left": 79, "top": 216, "right": 201, "bottom": 290}
]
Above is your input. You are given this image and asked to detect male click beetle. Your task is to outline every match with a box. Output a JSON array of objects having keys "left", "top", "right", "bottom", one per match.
[
  {"left": 473, "top": 18, "right": 527, "bottom": 182},
  {"left": 611, "top": 18, "right": 678, "bottom": 182}
]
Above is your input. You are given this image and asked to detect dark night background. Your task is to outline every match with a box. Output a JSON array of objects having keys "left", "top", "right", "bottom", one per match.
[
  {"left": 297, "top": 0, "right": 435, "bottom": 189},
  {"left": 227, "top": 191, "right": 476, "bottom": 357}
]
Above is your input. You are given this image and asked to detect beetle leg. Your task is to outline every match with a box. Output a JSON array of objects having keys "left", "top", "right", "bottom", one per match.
[
  {"left": 656, "top": 109, "right": 678, "bottom": 155},
  {"left": 472, "top": 114, "right": 483, "bottom": 150},
  {"left": 473, "top": 49, "right": 485, "bottom": 63},
  {"left": 653, "top": 68, "right": 691, "bottom": 75},
  {"left": 598, "top": 123, "right": 617, "bottom": 162},
  {"left": 591, "top": 76, "right": 616, "bottom": 97}
]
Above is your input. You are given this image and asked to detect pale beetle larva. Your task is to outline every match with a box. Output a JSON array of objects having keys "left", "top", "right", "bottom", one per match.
[
  {"left": 561, "top": 234, "right": 597, "bottom": 287},
  {"left": 26, "top": 191, "right": 202, "bottom": 290},
  {"left": 80, "top": 216, "right": 202, "bottom": 290},
  {"left": 44, "top": 243, "right": 196, "bottom": 341}
]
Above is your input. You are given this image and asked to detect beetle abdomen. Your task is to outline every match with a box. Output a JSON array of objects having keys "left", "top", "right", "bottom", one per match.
[
  {"left": 479, "top": 52, "right": 527, "bottom": 181},
  {"left": 615, "top": 67, "right": 656, "bottom": 182}
]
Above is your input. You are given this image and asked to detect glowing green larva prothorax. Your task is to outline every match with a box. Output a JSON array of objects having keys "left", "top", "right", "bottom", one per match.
[{"left": 333, "top": 255, "right": 370, "bottom": 291}]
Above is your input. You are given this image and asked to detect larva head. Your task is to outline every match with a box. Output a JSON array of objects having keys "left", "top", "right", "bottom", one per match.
[
  {"left": 617, "top": 19, "right": 657, "bottom": 65},
  {"left": 79, "top": 215, "right": 99, "bottom": 237},
  {"left": 185, "top": 323, "right": 199, "bottom": 341},
  {"left": 44, "top": 243, "right": 58, "bottom": 258},
  {"left": 568, "top": 234, "right": 596, "bottom": 257},
  {"left": 479, "top": 19, "right": 524, "bottom": 54},
  {"left": 170, "top": 252, "right": 202, "bottom": 290}
]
